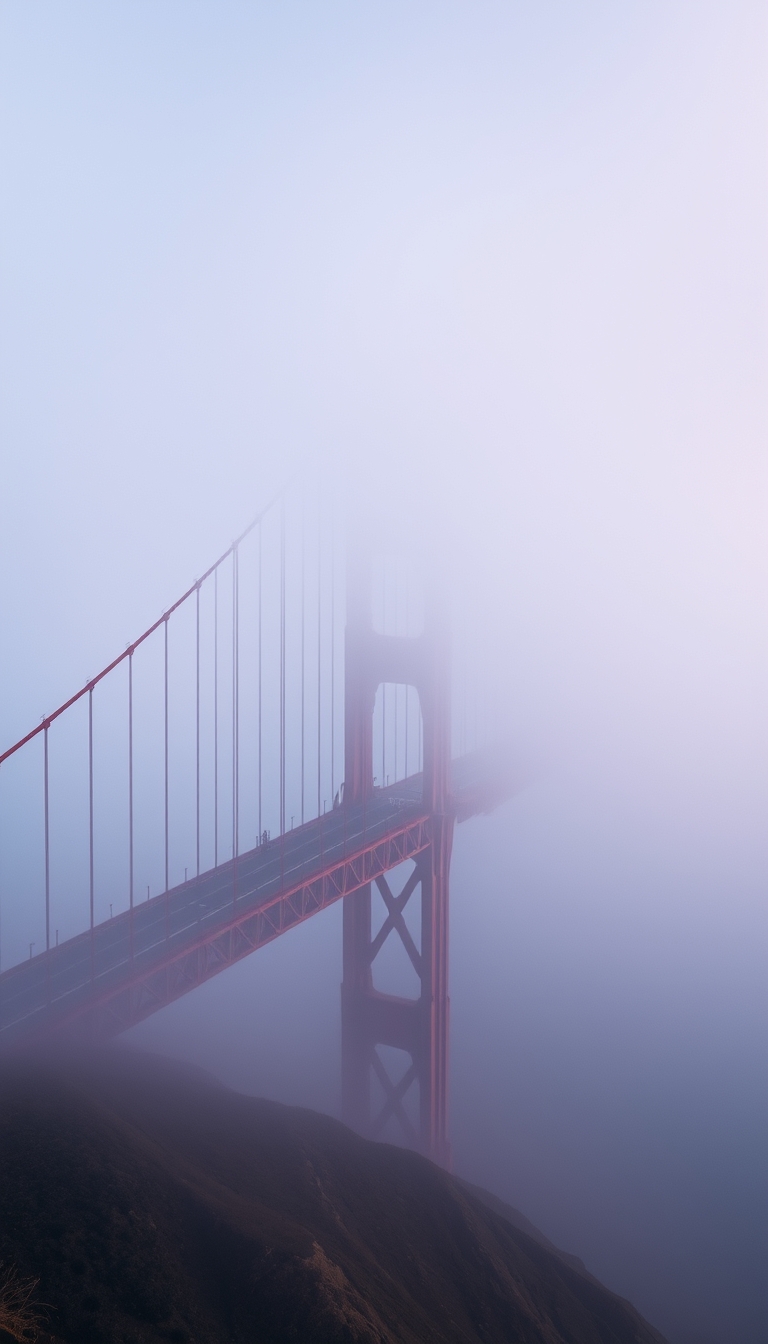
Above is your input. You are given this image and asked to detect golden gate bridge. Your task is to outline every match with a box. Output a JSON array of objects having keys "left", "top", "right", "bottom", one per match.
[{"left": 0, "top": 493, "right": 516, "bottom": 1164}]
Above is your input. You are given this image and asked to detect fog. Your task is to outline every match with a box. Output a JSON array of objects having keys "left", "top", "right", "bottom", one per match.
[{"left": 1, "top": 5, "right": 766, "bottom": 1343}]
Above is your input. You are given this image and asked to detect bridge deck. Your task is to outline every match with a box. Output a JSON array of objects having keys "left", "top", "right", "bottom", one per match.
[{"left": 0, "top": 750, "right": 516, "bottom": 1049}]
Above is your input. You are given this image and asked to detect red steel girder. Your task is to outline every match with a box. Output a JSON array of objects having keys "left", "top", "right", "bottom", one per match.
[{"left": 19, "top": 814, "right": 432, "bottom": 1044}]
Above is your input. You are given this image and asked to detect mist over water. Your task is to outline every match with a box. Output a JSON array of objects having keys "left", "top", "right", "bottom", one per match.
[{"left": 1, "top": 5, "right": 766, "bottom": 1344}]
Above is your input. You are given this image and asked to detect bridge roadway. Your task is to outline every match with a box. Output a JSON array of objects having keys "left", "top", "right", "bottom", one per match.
[{"left": 0, "top": 750, "right": 514, "bottom": 1050}]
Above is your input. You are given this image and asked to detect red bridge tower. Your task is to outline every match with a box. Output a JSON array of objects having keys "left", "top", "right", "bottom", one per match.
[{"left": 341, "top": 544, "right": 453, "bottom": 1166}]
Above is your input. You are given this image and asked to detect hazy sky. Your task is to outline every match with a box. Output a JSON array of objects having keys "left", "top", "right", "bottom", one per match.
[{"left": 1, "top": 6, "right": 766, "bottom": 1344}]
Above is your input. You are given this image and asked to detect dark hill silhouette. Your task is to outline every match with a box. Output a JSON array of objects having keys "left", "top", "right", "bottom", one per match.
[{"left": 0, "top": 1049, "right": 666, "bottom": 1344}]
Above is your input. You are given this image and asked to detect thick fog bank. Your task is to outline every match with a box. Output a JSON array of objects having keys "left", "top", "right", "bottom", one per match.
[{"left": 2, "top": 5, "right": 766, "bottom": 1343}]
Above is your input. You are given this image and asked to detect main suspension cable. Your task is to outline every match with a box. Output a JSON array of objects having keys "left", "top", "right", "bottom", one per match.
[{"left": 0, "top": 491, "right": 282, "bottom": 768}]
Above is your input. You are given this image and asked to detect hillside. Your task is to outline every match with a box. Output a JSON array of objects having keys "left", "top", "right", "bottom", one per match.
[{"left": 0, "top": 1049, "right": 666, "bottom": 1344}]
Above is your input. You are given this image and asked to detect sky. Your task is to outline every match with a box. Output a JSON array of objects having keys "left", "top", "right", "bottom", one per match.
[{"left": 1, "top": 5, "right": 767, "bottom": 1344}]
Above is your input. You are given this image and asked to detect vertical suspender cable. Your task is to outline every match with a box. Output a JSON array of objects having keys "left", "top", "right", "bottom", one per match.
[
  {"left": 301, "top": 502, "right": 305, "bottom": 825},
  {"left": 317, "top": 515, "right": 321, "bottom": 819},
  {"left": 460, "top": 653, "right": 464, "bottom": 758},
  {"left": 477, "top": 665, "right": 481, "bottom": 752},
  {"left": 381, "top": 567, "right": 386, "bottom": 787},
  {"left": 331, "top": 518, "right": 335, "bottom": 802},
  {"left": 233, "top": 544, "right": 239, "bottom": 864},
  {"left": 164, "top": 617, "right": 170, "bottom": 950},
  {"left": 474, "top": 674, "right": 478, "bottom": 754},
  {"left": 128, "top": 657, "right": 133, "bottom": 905},
  {"left": 419, "top": 698, "right": 427, "bottom": 774},
  {"left": 89, "top": 690, "right": 94, "bottom": 983},
  {"left": 214, "top": 568, "right": 219, "bottom": 867},
  {"left": 164, "top": 616, "right": 169, "bottom": 895},
  {"left": 280, "top": 501, "right": 286, "bottom": 837},
  {"left": 128, "top": 651, "right": 134, "bottom": 964},
  {"left": 44, "top": 724, "right": 50, "bottom": 954},
  {"left": 476, "top": 665, "right": 480, "bottom": 752},
  {"left": 258, "top": 523, "right": 262, "bottom": 841},
  {"left": 195, "top": 584, "right": 200, "bottom": 877},
  {"left": 404, "top": 578, "right": 409, "bottom": 779},
  {"left": 463, "top": 657, "right": 467, "bottom": 758},
  {"left": 393, "top": 567, "right": 398, "bottom": 783}
]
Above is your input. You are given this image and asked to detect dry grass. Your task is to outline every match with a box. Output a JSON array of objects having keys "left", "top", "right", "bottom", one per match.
[{"left": 0, "top": 1265, "right": 45, "bottom": 1342}]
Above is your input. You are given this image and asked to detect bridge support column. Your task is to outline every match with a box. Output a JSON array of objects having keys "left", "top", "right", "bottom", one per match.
[
  {"left": 341, "top": 542, "right": 453, "bottom": 1166},
  {"left": 420, "top": 813, "right": 452, "bottom": 1160},
  {"left": 341, "top": 882, "right": 373, "bottom": 1134}
]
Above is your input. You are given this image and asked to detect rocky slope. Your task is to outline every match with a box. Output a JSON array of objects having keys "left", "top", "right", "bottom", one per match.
[{"left": 0, "top": 1049, "right": 666, "bottom": 1344}]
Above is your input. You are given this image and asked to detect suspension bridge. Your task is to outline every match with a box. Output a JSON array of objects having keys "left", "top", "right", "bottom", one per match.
[{"left": 0, "top": 495, "right": 515, "bottom": 1163}]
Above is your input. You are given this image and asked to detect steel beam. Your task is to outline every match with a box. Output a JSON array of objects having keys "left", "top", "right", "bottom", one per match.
[{"left": 0, "top": 814, "right": 431, "bottom": 1049}]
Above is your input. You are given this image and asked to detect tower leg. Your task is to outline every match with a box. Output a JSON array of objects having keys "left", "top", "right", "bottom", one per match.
[
  {"left": 419, "top": 815, "right": 453, "bottom": 1165},
  {"left": 341, "top": 883, "right": 373, "bottom": 1133}
]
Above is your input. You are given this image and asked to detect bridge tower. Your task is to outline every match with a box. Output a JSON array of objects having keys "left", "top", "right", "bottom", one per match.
[{"left": 341, "top": 541, "right": 454, "bottom": 1166}]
